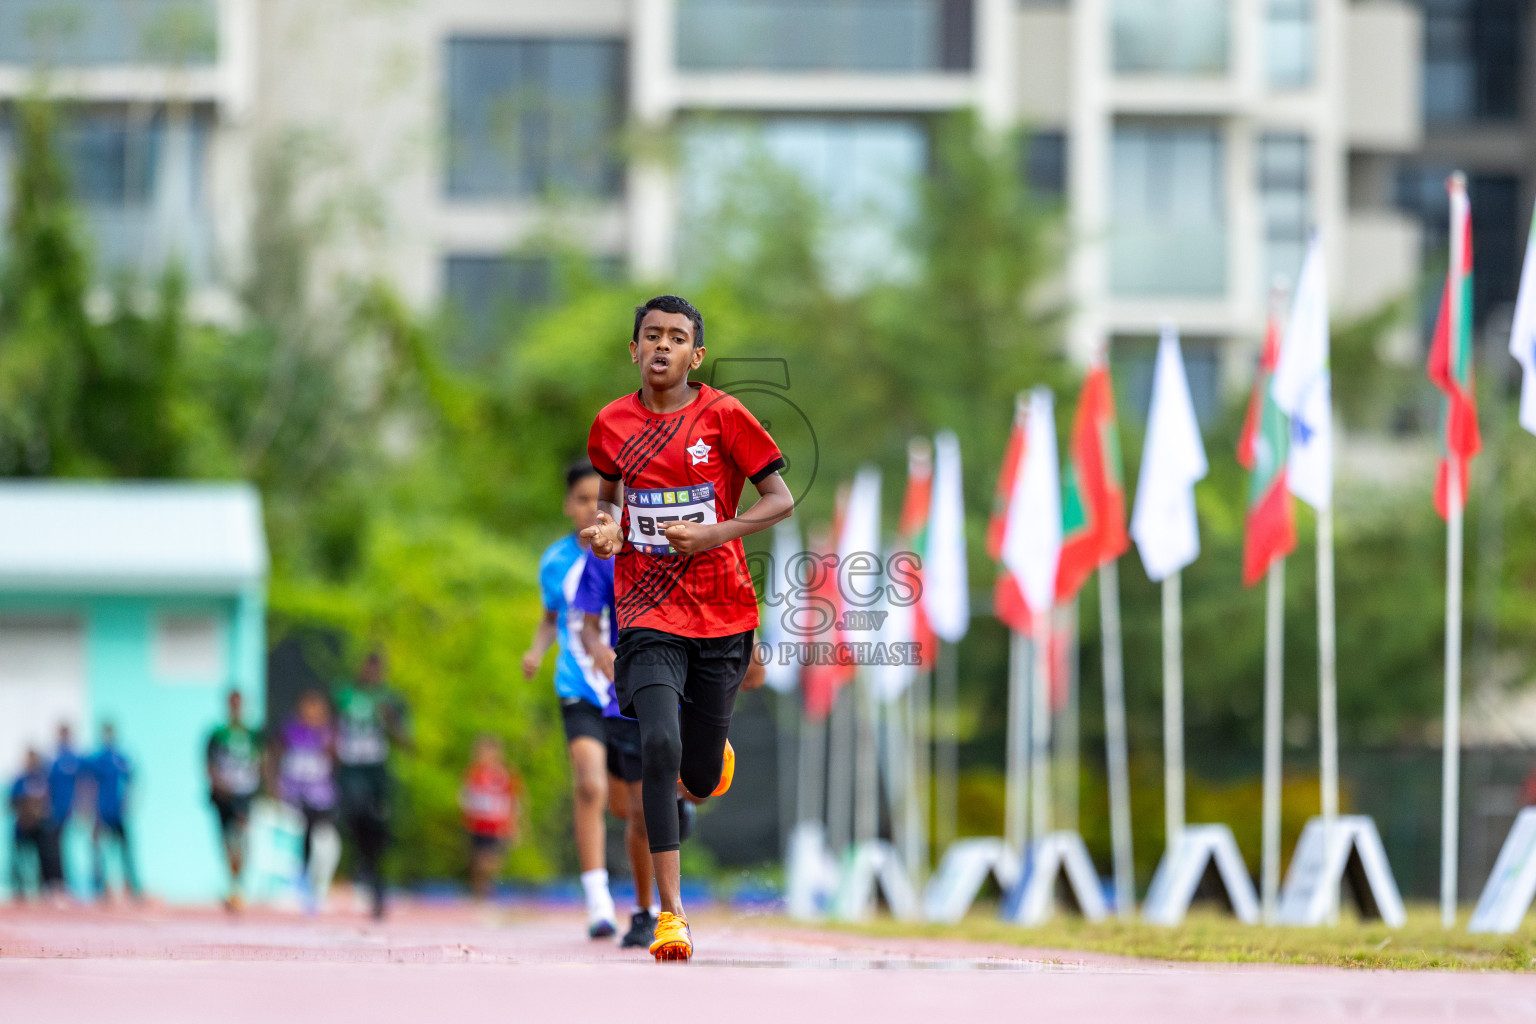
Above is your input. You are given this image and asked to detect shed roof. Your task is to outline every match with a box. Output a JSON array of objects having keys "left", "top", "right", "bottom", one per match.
[{"left": 0, "top": 482, "right": 268, "bottom": 594}]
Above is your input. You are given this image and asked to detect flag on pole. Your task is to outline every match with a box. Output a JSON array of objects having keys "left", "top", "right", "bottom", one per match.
[
  {"left": 1238, "top": 302, "right": 1298, "bottom": 587},
  {"left": 924, "top": 431, "right": 970, "bottom": 643},
  {"left": 1429, "top": 172, "right": 1482, "bottom": 519},
  {"left": 1002, "top": 388, "right": 1063, "bottom": 619},
  {"left": 1271, "top": 232, "right": 1332, "bottom": 511},
  {"left": 803, "top": 488, "right": 853, "bottom": 721},
  {"left": 1130, "top": 325, "right": 1209, "bottom": 582},
  {"left": 1057, "top": 360, "right": 1130, "bottom": 602},
  {"left": 881, "top": 441, "right": 936, "bottom": 699},
  {"left": 1509, "top": 202, "right": 1536, "bottom": 437},
  {"left": 761, "top": 517, "right": 803, "bottom": 693},
  {"left": 990, "top": 397, "right": 1033, "bottom": 633}
]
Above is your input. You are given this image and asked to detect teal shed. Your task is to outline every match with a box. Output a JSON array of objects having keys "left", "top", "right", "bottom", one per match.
[{"left": 0, "top": 481, "right": 267, "bottom": 903}]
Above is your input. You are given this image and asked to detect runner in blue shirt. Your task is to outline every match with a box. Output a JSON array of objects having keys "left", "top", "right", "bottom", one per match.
[
  {"left": 521, "top": 461, "right": 618, "bottom": 938},
  {"left": 573, "top": 544, "right": 660, "bottom": 949},
  {"left": 87, "top": 723, "right": 140, "bottom": 902},
  {"left": 9, "top": 748, "right": 62, "bottom": 898}
]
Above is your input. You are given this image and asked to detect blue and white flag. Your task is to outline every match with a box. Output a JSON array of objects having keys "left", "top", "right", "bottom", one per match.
[
  {"left": 1509, "top": 204, "right": 1536, "bottom": 437},
  {"left": 1271, "top": 233, "right": 1332, "bottom": 511}
]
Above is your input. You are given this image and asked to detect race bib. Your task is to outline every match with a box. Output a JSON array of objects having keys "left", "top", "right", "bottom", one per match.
[{"left": 626, "top": 483, "right": 718, "bottom": 555}]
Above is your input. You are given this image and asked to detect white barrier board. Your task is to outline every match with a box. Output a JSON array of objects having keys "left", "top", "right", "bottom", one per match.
[
  {"left": 785, "top": 821, "right": 841, "bottom": 921},
  {"left": 1469, "top": 806, "right": 1536, "bottom": 934},
  {"left": 1277, "top": 815, "right": 1405, "bottom": 927},
  {"left": 1143, "top": 823, "right": 1260, "bottom": 926},
  {"left": 832, "top": 839, "right": 920, "bottom": 922},
  {"left": 923, "top": 837, "right": 1021, "bottom": 924},
  {"left": 1002, "top": 831, "right": 1109, "bottom": 926}
]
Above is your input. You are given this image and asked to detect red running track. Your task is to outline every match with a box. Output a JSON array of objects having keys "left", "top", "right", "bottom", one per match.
[{"left": 1, "top": 901, "right": 1532, "bottom": 1023}]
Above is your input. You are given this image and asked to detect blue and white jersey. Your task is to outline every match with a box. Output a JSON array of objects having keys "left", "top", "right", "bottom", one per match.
[{"left": 538, "top": 534, "right": 614, "bottom": 713}]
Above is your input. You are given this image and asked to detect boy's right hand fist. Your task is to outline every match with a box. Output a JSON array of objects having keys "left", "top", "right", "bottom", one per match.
[{"left": 582, "top": 511, "right": 622, "bottom": 558}]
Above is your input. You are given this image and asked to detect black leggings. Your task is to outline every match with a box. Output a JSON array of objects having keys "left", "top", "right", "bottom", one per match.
[{"left": 632, "top": 684, "right": 731, "bottom": 852}]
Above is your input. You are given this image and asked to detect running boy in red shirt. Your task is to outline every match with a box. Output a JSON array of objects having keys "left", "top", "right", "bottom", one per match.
[
  {"left": 460, "top": 735, "right": 520, "bottom": 902},
  {"left": 583, "top": 295, "right": 793, "bottom": 960}
]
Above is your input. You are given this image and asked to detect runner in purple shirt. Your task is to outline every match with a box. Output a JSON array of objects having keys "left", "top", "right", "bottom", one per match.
[{"left": 276, "top": 691, "right": 337, "bottom": 872}]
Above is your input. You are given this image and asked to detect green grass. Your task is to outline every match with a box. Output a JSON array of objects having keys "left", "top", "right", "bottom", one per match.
[{"left": 810, "top": 904, "right": 1536, "bottom": 971}]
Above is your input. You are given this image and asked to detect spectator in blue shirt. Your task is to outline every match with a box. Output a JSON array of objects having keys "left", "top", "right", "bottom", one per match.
[
  {"left": 45, "top": 723, "right": 82, "bottom": 894},
  {"left": 88, "top": 723, "right": 140, "bottom": 902},
  {"left": 9, "top": 748, "right": 62, "bottom": 900}
]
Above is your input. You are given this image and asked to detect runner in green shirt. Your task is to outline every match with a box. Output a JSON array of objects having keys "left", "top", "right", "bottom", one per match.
[
  {"left": 333, "top": 649, "right": 409, "bottom": 920},
  {"left": 205, "top": 690, "right": 264, "bottom": 912}
]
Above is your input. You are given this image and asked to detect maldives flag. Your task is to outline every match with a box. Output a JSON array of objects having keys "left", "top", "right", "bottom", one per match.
[
  {"left": 1237, "top": 306, "right": 1297, "bottom": 587},
  {"left": 802, "top": 498, "right": 854, "bottom": 722},
  {"left": 894, "top": 439, "right": 936, "bottom": 670},
  {"left": 989, "top": 397, "right": 1032, "bottom": 633},
  {"left": 1428, "top": 173, "right": 1482, "bottom": 518},
  {"left": 1056, "top": 362, "right": 1130, "bottom": 602}
]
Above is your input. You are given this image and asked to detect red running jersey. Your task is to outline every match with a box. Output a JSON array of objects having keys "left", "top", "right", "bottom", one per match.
[
  {"left": 461, "top": 763, "right": 519, "bottom": 837},
  {"left": 587, "top": 383, "right": 785, "bottom": 637}
]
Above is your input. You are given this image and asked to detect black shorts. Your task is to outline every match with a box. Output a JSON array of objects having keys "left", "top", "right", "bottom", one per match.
[
  {"left": 212, "top": 793, "right": 253, "bottom": 834},
  {"left": 604, "top": 715, "right": 643, "bottom": 783},
  {"left": 468, "top": 832, "right": 505, "bottom": 856},
  {"left": 560, "top": 697, "right": 607, "bottom": 744},
  {"left": 613, "top": 627, "right": 754, "bottom": 724}
]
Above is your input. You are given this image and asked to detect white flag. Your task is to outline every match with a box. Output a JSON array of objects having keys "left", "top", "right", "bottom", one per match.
[
  {"left": 1001, "top": 388, "right": 1062, "bottom": 618},
  {"left": 761, "top": 517, "right": 802, "bottom": 693},
  {"left": 1271, "top": 233, "right": 1333, "bottom": 510},
  {"left": 1508, "top": 204, "right": 1536, "bottom": 436},
  {"left": 924, "top": 431, "right": 970, "bottom": 642},
  {"left": 1130, "top": 325, "right": 1209, "bottom": 582}
]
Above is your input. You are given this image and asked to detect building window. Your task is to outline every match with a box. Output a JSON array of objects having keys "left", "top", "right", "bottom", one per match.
[
  {"left": 676, "top": 0, "right": 973, "bottom": 72},
  {"left": 1112, "top": 334, "right": 1221, "bottom": 428},
  {"left": 678, "top": 116, "right": 928, "bottom": 291},
  {"left": 0, "top": 105, "right": 215, "bottom": 283},
  {"left": 153, "top": 613, "right": 222, "bottom": 683},
  {"left": 0, "top": 0, "right": 217, "bottom": 66},
  {"left": 1112, "top": 0, "right": 1229, "bottom": 76},
  {"left": 445, "top": 38, "right": 626, "bottom": 201},
  {"left": 1109, "top": 122, "right": 1226, "bottom": 298},
  {"left": 1266, "top": 0, "right": 1314, "bottom": 90},
  {"left": 1422, "top": 0, "right": 1524, "bottom": 123},
  {"left": 1022, "top": 130, "right": 1067, "bottom": 200},
  {"left": 1258, "top": 133, "right": 1309, "bottom": 295},
  {"left": 443, "top": 254, "right": 622, "bottom": 366}
]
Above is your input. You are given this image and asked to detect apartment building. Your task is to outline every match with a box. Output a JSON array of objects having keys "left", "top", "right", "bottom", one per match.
[{"left": 0, "top": 0, "right": 1429, "bottom": 411}]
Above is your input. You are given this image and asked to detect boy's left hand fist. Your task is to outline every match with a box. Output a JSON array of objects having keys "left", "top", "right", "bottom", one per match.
[{"left": 662, "top": 520, "right": 715, "bottom": 555}]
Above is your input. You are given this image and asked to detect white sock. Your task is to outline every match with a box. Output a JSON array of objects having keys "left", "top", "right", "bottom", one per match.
[
  {"left": 649, "top": 903, "right": 661, "bottom": 917},
  {"left": 580, "top": 869, "right": 614, "bottom": 924}
]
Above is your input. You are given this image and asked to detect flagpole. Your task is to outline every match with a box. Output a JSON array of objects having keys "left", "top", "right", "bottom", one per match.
[
  {"left": 1441, "top": 470, "right": 1465, "bottom": 928},
  {"left": 1163, "top": 570, "right": 1185, "bottom": 845},
  {"left": 904, "top": 668, "right": 931, "bottom": 885},
  {"left": 1006, "top": 629, "right": 1029, "bottom": 854},
  {"left": 1317, "top": 500, "right": 1340, "bottom": 922},
  {"left": 1030, "top": 610, "right": 1053, "bottom": 845},
  {"left": 912, "top": 667, "right": 932, "bottom": 885},
  {"left": 827, "top": 687, "right": 855, "bottom": 853},
  {"left": 1098, "top": 558, "right": 1135, "bottom": 917},
  {"left": 935, "top": 641, "right": 959, "bottom": 851},
  {"left": 1261, "top": 556, "right": 1286, "bottom": 922},
  {"left": 1062, "top": 601, "right": 1080, "bottom": 834},
  {"left": 777, "top": 687, "right": 799, "bottom": 856},
  {"left": 797, "top": 707, "right": 826, "bottom": 829},
  {"left": 855, "top": 673, "right": 878, "bottom": 846}
]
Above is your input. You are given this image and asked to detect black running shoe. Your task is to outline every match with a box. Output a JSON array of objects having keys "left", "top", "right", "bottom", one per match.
[
  {"left": 620, "top": 908, "right": 657, "bottom": 948},
  {"left": 677, "top": 797, "right": 697, "bottom": 842},
  {"left": 589, "top": 918, "right": 617, "bottom": 939}
]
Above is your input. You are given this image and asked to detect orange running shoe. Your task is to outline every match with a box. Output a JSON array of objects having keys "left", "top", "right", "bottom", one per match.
[
  {"left": 711, "top": 739, "right": 735, "bottom": 796},
  {"left": 677, "top": 739, "right": 736, "bottom": 799},
  {"left": 649, "top": 911, "right": 693, "bottom": 961}
]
